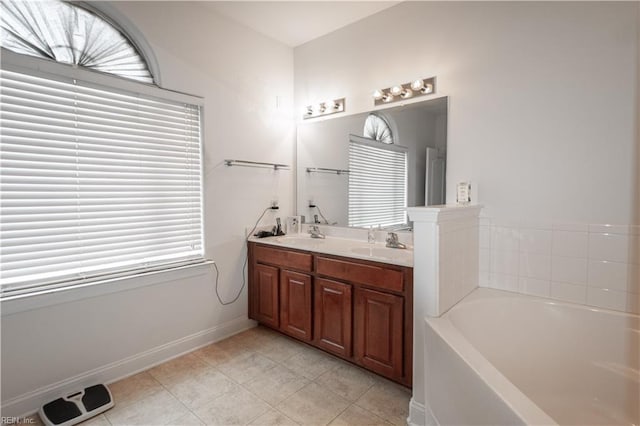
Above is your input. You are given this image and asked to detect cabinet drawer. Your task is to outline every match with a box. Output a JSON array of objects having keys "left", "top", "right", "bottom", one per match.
[
  {"left": 316, "top": 256, "right": 404, "bottom": 293},
  {"left": 254, "top": 245, "right": 313, "bottom": 272}
]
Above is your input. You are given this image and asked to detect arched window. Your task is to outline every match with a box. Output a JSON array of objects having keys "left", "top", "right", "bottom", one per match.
[
  {"left": 0, "top": 1, "right": 205, "bottom": 300},
  {"left": 1, "top": 0, "right": 154, "bottom": 83}
]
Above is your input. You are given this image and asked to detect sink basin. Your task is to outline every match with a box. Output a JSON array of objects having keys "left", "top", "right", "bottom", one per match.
[
  {"left": 350, "top": 246, "right": 410, "bottom": 260},
  {"left": 271, "top": 236, "right": 325, "bottom": 247}
]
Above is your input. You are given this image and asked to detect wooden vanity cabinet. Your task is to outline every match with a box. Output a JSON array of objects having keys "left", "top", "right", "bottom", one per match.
[
  {"left": 354, "top": 287, "right": 404, "bottom": 379},
  {"left": 280, "top": 270, "right": 313, "bottom": 341},
  {"left": 314, "top": 278, "right": 352, "bottom": 357},
  {"left": 248, "top": 241, "right": 413, "bottom": 387},
  {"left": 249, "top": 244, "right": 313, "bottom": 341},
  {"left": 251, "top": 264, "right": 279, "bottom": 328}
]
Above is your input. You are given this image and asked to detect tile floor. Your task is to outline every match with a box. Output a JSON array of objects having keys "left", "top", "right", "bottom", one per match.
[{"left": 27, "top": 326, "right": 411, "bottom": 425}]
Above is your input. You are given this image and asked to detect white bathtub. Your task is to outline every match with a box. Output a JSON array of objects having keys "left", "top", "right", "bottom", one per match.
[{"left": 424, "top": 288, "right": 639, "bottom": 426}]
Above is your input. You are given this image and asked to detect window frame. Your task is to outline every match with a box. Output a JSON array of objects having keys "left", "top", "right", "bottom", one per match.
[{"left": 0, "top": 50, "right": 207, "bottom": 310}]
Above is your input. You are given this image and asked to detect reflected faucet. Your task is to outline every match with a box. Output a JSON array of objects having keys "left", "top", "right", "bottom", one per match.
[
  {"left": 385, "top": 232, "right": 406, "bottom": 249},
  {"left": 308, "top": 225, "right": 326, "bottom": 239}
]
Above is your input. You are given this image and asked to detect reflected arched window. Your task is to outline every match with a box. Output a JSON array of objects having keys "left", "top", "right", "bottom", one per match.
[
  {"left": 349, "top": 113, "right": 407, "bottom": 228},
  {"left": 363, "top": 113, "right": 393, "bottom": 144},
  {"left": 0, "top": 0, "right": 154, "bottom": 83}
]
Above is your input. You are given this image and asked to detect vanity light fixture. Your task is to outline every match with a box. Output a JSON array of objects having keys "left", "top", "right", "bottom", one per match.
[
  {"left": 303, "top": 97, "right": 346, "bottom": 120},
  {"left": 372, "top": 77, "right": 436, "bottom": 106}
]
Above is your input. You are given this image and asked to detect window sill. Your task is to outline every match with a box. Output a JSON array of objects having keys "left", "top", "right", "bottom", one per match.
[{"left": 1, "top": 261, "right": 212, "bottom": 316}]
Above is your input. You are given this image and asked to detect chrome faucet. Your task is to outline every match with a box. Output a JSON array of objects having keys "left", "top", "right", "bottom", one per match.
[
  {"left": 308, "top": 225, "right": 326, "bottom": 239},
  {"left": 385, "top": 232, "right": 407, "bottom": 249}
]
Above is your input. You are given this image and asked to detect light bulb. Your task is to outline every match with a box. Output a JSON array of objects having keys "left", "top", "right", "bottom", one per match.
[
  {"left": 318, "top": 103, "right": 327, "bottom": 113},
  {"left": 373, "top": 89, "right": 384, "bottom": 100},
  {"left": 382, "top": 93, "right": 394, "bottom": 103},
  {"left": 305, "top": 106, "right": 313, "bottom": 115},
  {"left": 421, "top": 83, "right": 433, "bottom": 94},
  {"left": 411, "top": 79, "right": 425, "bottom": 91},
  {"left": 390, "top": 85, "right": 403, "bottom": 96},
  {"left": 400, "top": 89, "right": 413, "bottom": 99}
]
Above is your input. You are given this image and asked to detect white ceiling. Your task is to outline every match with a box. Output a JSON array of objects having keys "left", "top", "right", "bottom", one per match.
[{"left": 202, "top": 1, "right": 399, "bottom": 47}]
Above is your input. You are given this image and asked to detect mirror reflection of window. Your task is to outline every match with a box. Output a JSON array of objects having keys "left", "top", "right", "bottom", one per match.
[
  {"left": 363, "top": 113, "right": 393, "bottom": 144},
  {"left": 348, "top": 113, "right": 408, "bottom": 228}
]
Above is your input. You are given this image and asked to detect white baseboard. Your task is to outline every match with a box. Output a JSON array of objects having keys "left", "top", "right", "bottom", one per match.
[
  {"left": 408, "top": 397, "right": 426, "bottom": 426},
  {"left": 2, "top": 316, "right": 256, "bottom": 418},
  {"left": 408, "top": 397, "right": 440, "bottom": 426}
]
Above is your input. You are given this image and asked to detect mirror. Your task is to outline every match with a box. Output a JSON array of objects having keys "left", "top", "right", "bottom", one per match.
[{"left": 296, "top": 96, "right": 448, "bottom": 228}]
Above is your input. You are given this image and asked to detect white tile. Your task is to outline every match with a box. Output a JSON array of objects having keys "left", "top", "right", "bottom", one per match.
[
  {"left": 586, "top": 287, "right": 627, "bottom": 312},
  {"left": 479, "top": 217, "right": 491, "bottom": 227},
  {"left": 491, "top": 218, "right": 520, "bottom": 228},
  {"left": 627, "top": 294, "right": 639, "bottom": 314},
  {"left": 490, "top": 249, "right": 519, "bottom": 276},
  {"left": 479, "top": 248, "right": 491, "bottom": 272},
  {"left": 552, "top": 231, "right": 588, "bottom": 258},
  {"left": 588, "top": 233, "right": 629, "bottom": 263},
  {"left": 550, "top": 281, "right": 587, "bottom": 304},
  {"left": 518, "top": 277, "right": 550, "bottom": 297},
  {"left": 519, "top": 220, "right": 552, "bottom": 231},
  {"left": 628, "top": 264, "right": 639, "bottom": 293},
  {"left": 552, "top": 256, "right": 587, "bottom": 285},
  {"left": 479, "top": 270, "right": 491, "bottom": 287},
  {"left": 519, "top": 229, "right": 552, "bottom": 254},
  {"left": 588, "top": 224, "right": 631, "bottom": 235},
  {"left": 479, "top": 226, "right": 491, "bottom": 249},
  {"left": 491, "top": 226, "right": 519, "bottom": 251},
  {"left": 553, "top": 223, "right": 588, "bottom": 232},
  {"left": 519, "top": 253, "right": 551, "bottom": 280},
  {"left": 629, "top": 236, "right": 639, "bottom": 264},
  {"left": 489, "top": 273, "right": 519, "bottom": 292},
  {"left": 587, "top": 260, "right": 628, "bottom": 291}
]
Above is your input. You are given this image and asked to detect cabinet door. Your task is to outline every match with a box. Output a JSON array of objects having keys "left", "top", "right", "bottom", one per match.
[
  {"left": 354, "top": 287, "right": 403, "bottom": 380},
  {"left": 314, "top": 278, "right": 352, "bottom": 357},
  {"left": 252, "top": 264, "right": 279, "bottom": 328},
  {"left": 280, "top": 270, "right": 313, "bottom": 341}
]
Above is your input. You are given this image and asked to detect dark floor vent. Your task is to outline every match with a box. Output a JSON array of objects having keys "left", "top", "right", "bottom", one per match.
[{"left": 39, "top": 384, "right": 114, "bottom": 426}]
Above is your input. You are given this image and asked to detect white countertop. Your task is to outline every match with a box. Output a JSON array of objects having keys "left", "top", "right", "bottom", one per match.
[{"left": 248, "top": 234, "right": 413, "bottom": 267}]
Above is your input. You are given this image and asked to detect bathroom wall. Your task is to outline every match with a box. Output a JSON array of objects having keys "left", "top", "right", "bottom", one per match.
[
  {"left": 1, "top": 2, "right": 295, "bottom": 416},
  {"left": 294, "top": 3, "right": 638, "bottom": 424},
  {"left": 294, "top": 1, "right": 638, "bottom": 226}
]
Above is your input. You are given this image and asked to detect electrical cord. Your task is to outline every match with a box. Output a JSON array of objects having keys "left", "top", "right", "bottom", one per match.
[
  {"left": 214, "top": 206, "right": 272, "bottom": 306},
  {"left": 314, "top": 205, "right": 330, "bottom": 225}
]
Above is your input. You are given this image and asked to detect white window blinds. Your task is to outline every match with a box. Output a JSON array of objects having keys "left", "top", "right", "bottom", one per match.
[
  {"left": 0, "top": 67, "right": 204, "bottom": 298},
  {"left": 348, "top": 135, "right": 407, "bottom": 228}
]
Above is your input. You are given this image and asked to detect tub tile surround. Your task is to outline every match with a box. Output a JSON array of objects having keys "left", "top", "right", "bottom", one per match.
[{"left": 480, "top": 218, "right": 639, "bottom": 313}]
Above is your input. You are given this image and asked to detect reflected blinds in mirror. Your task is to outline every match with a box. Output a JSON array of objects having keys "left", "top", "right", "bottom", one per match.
[{"left": 348, "top": 136, "right": 407, "bottom": 228}]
